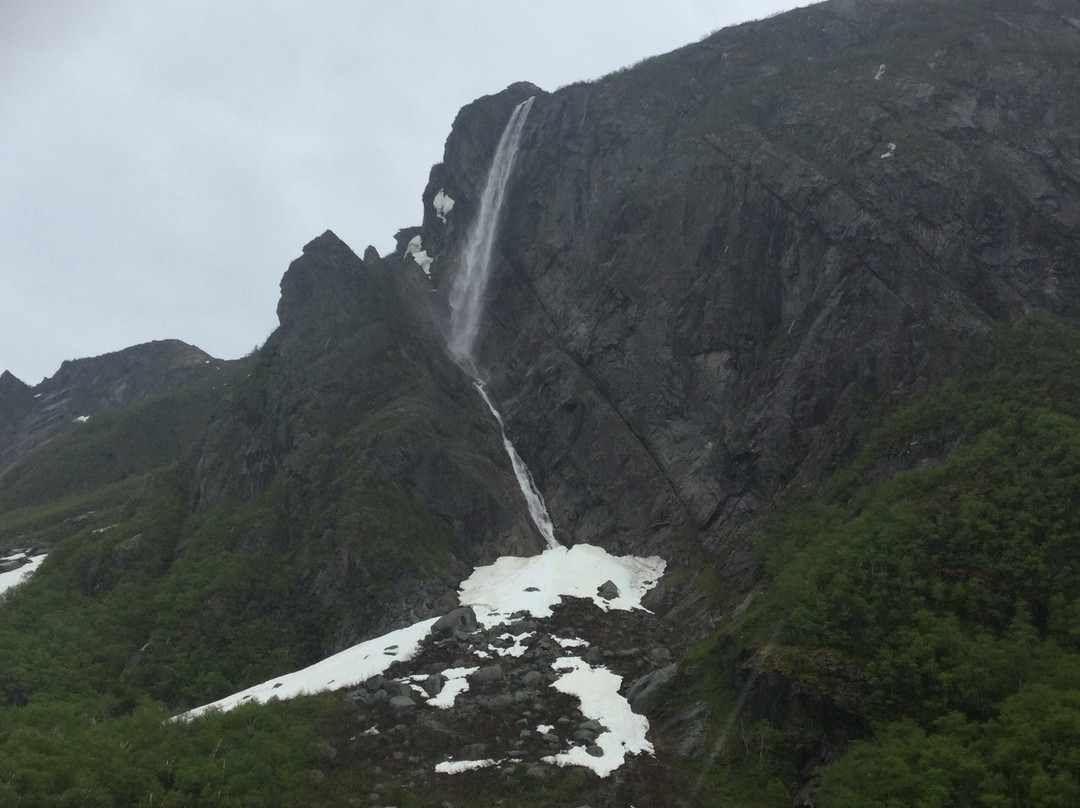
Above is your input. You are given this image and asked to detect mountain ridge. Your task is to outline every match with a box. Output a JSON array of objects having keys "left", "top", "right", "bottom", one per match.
[
  {"left": 0, "top": 339, "right": 224, "bottom": 481},
  {"left": 2, "top": 1, "right": 1080, "bottom": 804}
]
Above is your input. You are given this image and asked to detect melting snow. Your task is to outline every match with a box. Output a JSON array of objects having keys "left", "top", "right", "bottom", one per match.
[
  {"left": 405, "top": 235, "right": 434, "bottom": 276},
  {"left": 175, "top": 543, "right": 667, "bottom": 779},
  {"left": 174, "top": 617, "right": 438, "bottom": 721},
  {"left": 427, "top": 666, "right": 478, "bottom": 709},
  {"left": 0, "top": 553, "right": 46, "bottom": 598},
  {"left": 459, "top": 544, "right": 666, "bottom": 630},
  {"left": 433, "top": 189, "right": 455, "bottom": 223},
  {"left": 495, "top": 631, "right": 533, "bottom": 658},
  {"left": 435, "top": 758, "right": 499, "bottom": 774},
  {"left": 542, "top": 656, "right": 652, "bottom": 777}
]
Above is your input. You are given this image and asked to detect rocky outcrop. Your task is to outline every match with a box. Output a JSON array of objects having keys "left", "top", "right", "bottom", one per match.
[
  {"left": 409, "top": 0, "right": 1080, "bottom": 570},
  {"left": 190, "top": 231, "right": 540, "bottom": 557}
]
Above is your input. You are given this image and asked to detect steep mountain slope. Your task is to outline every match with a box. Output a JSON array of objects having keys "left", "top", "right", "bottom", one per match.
[
  {"left": 413, "top": 0, "right": 1080, "bottom": 575},
  {"left": 3, "top": 0, "right": 1080, "bottom": 805}
]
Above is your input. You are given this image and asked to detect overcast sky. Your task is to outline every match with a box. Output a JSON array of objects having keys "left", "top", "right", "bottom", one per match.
[{"left": 2, "top": 0, "right": 808, "bottom": 384}]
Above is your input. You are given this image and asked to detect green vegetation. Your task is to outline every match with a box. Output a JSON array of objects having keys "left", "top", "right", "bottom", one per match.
[
  {"left": 0, "top": 358, "right": 458, "bottom": 805},
  {"left": 0, "top": 375, "right": 225, "bottom": 516},
  {"left": 6, "top": 312, "right": 1080, "bottom": 805},
  {"left": 714, "top": 316, "right": 1080, "bottom": 806}
]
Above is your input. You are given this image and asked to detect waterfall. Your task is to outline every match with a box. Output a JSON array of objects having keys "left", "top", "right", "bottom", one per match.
[
  {"left": 474, "top": 381, "right": 558, "bottom": 549},
  {"left": 444, "top": 96, "right": 559, "bottom": 549},
  {"left": 447, "top": 96, "right": 535, "bottom": 368}
]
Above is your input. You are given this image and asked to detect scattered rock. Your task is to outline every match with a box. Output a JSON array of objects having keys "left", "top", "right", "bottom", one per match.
[
  {"left": 468, "top": 664, "right": 503, "bottom": 685},
  {"left": 597, "top": 580, "right": 620, "bottom": 600},
  {"left": 432, "top": 606, "right": 478, "bottom": 637},
  {"left": 625, "top": 663, "right": 679, "bottom": 714},
  {"left": 420, "top": 674, "right": 445, "bottom": 697}
]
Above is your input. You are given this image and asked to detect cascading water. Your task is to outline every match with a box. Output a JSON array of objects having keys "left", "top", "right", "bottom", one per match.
[
  {"left": 444, "top": 96, "right": 559, "bottom": 549},
  {"left": 447, "top": 96, "right": 535, "bottom": 369},
  {"left": 474, "top": 380, "right": 557, "bottom": 549}
]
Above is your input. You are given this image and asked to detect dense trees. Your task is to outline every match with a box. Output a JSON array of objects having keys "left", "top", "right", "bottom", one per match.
[{"left": 734, "top": 317, "right": 1080, "bottom": 805}]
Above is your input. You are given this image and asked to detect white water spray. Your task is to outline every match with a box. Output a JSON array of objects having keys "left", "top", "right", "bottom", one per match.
[
  {"left": 447, "top": 96, "right": 535, "bottom": 367},
  {"left": 443, "top": 96, "right": 559, "bottom": 548}
]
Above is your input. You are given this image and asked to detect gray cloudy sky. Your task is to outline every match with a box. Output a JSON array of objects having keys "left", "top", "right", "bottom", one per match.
[{"left": 2, "top": 0, "right": 806, "bottom": 384}]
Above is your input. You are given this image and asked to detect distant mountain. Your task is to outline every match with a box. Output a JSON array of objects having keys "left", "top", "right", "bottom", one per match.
[
  {"left": 0, "top": 339, "right": 223, "bottom": 476},
  {"left": 2, "top": 1, "right": 1080, "bottom": 805}
]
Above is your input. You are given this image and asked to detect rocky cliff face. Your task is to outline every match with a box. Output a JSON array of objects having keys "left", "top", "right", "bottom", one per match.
[
  {"left": 0, "top": 340, "right": 221, "bottom": 477},
  {"left": 174, "top": 0, "right": 1080, "bottom": 642},
  {"left": 190, "top": 231, "right": 540, "bottom": 561},
  {"left": 405, "top": 0, "right": 1080, "bottom": 575}
]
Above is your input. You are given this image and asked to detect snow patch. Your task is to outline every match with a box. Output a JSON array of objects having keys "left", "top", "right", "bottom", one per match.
[
  {"left": 433, "top": 189, "right": 455, "bottom": 223},
  {"left": 874, "top": 63, "right": 886, "bottom": 80},
  {"left": 458, "top": 544, "right": 666, "bottom": 630},
  {"left": 495, "top": 631, "right": 533, "bottom": 658},
  {"left": 435, "top": 758, "right": 499, "bottom": 774},
  {"left": 542, "top": 656, "right": 652, "bottom": 777},
  {"left": 405, "top": 235, "right": 434, "bottom": 276},
  {"left": 880, "top": 141, "right": 896, "bottom": 159},
  {"left": 73, "top": 415, "right": 90, "bottom": 423},
  {"left": 427, "top": 666, "right": 477, "bottom": 709},
  {"left": 174, "top": 617, "right": 439, "bottom": 721},
  {"left": 555, "top": 635, "right": 589, "bottom": 648},
  {"left": 0, "top": 553, "right": 46, "bottom": 598},
  {"left": 175, "top": 541, "right": 667, "bottom": 784}
]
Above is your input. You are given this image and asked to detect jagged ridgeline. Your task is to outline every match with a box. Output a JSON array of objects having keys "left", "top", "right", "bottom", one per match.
[{"left": 2, "top": 0, "right": 1080, "bottom": 805}]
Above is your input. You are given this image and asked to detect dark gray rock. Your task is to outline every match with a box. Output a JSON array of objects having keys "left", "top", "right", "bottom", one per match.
[
  {"left": 420, "top": 674, "right": 445, "bottom": 698},
  {"left": 388, "top": 695, "right": 417, "bottom": 711},
  {"left": 413, "top": 0, "right": 1080, "bottom": 585},
  {"left": 485, "top": 694, "right": 515, "bottom": 710},
  {"left": 0, "top": 558, "right": 26, "bottom": 574},
  {"left": 625, "top": 663, "right": 679, "bottom": 715},
  {"left": 109, "top": 533, "right": 145, "bottom": 568},
  {"left": 432, "top": 606, "right": 478, "bottom": 637},
  {"left": 596, "top": 580, "right": 620, "bottom": 600},
  {"left": 468, "top": 664, "right": 504, "bottom": 685}
]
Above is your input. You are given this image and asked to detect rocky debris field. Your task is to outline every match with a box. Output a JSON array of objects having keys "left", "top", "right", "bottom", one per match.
[{"left": 335, "top": 594, "right": 686, "bottom": 807}]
